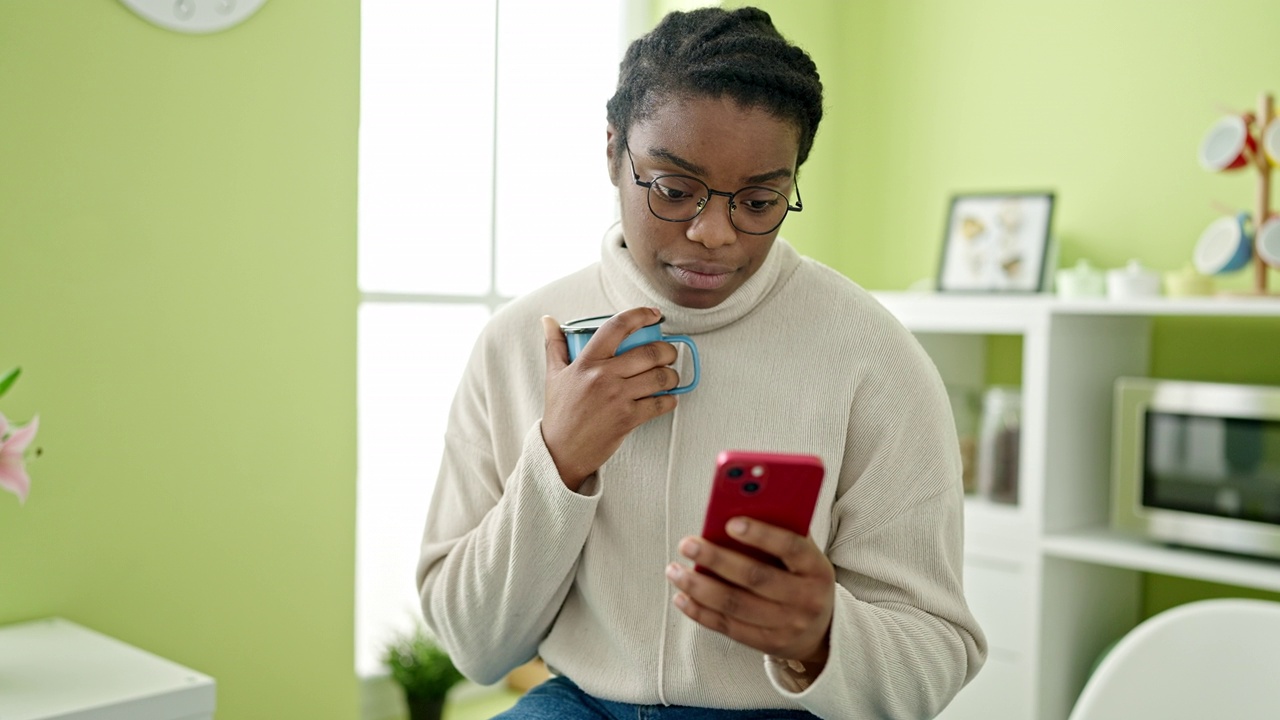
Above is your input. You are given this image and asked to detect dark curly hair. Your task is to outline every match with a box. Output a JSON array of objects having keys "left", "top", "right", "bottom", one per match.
[{"left": 606, "top": 6, "right": 824, "bottom": 171}]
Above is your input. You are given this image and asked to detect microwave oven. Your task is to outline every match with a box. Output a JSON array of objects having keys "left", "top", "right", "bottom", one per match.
[{"left": 1112, "top": 377, "right": 1280, "bottom": 560}]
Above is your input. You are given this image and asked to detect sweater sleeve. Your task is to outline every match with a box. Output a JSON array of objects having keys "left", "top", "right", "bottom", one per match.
[
  {"left": 764, "top": 490, "right": 984, "bottom": 719},
  {"left": 415, "top": 336, "right": 601, "bottom": 685},
  {"left": 763, "top": 327, "right": 988, "bottom": 718}
]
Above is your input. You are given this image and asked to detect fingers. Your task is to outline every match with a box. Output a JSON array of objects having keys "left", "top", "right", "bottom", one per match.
[
  {"left": 577, "top": 306, "right": 662, "bottom": 361},
  {"left": 561, "top": 308, "right": 681, "bottom": 398},
  {"left": 677, "top": 534, "right": 807, "bottom": 604},
  {"left": 714, "top": 518, "right": 830, "bottom": 576},
  {"left": 546, "top": 313, "right": 678, "bottom": 394},
  {"left": 542, "top": 316, "right": 569, "bottom": 371},
  {"left": 666, "top": 561, "right": 779, "bottom": 628},
  {"left": 665, "top": 550, "right": 833, "bottom": 661},
  {"left": 666, "top": 527, "right": 835, "bottom": 662},
  {"left": 615, "top": 347, "right": 682, "bottom": 397}
]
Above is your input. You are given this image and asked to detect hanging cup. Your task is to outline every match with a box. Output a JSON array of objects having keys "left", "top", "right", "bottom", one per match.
[
  {"left": 1263, "top": 118, "right": 1280, "bottom": 167},
  {"left": 1193, "top": 212, "right": 1254, "bottom": 275},
  {"left": 1256, "top": 214, "right": 1280, "bottom": 269},
  {"left": 1198, "top": 114, "right": 1257, "bottom": 172}
]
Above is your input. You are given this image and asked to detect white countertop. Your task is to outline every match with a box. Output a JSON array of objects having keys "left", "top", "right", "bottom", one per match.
[{"left": 0, "top": 617, "right": 215, "bottom": 720}]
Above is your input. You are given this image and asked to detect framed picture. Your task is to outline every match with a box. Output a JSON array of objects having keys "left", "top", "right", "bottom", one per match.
[{"left": 937, "top": 192, "right": 1055, "bottom": 292}]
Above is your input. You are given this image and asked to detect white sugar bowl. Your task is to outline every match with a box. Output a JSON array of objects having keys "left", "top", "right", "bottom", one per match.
[
  {"left": 1055, "top": 260, "right": 1106, "bottom": 298},
  {"left": 1106, "top": 259, "right": 1162, "bottom": 300}
]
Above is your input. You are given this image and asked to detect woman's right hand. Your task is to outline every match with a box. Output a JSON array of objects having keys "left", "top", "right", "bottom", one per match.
[{"left": 541, "top": 307, "right": 681, "bottom": 492}]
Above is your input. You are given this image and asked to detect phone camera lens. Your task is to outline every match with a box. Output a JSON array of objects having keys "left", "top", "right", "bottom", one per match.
[
  {"left": 727, "top": 467, "right": 744, "bottom": 479},
  {"left": 742, "top": 481, "right": 760, "bottom": 494}
]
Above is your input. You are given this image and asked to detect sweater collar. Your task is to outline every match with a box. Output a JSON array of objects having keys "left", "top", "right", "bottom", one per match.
[{"left": 599, "top": 223, "right": 800, "bottom": 336}]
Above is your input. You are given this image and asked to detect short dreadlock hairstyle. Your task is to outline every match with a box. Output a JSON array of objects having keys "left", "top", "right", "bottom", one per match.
[{"left": 606, "top": 6, "right": 824, "bottom": 171}]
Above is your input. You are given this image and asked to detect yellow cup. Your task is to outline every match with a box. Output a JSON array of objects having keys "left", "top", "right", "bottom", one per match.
[
  {"left": 1163, "top": 263, "right": 1215, "bottom": 297},
  {"left": 1264, "top": 117, "right": 1280, "bottom": 166}
]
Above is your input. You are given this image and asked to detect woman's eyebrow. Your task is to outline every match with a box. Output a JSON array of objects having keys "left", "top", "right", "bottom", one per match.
[
  {"left": 648, "top": 147, "right": 706, "bottom": 176},
  {"left": 646, "top": 146, "right": 793, "bottom": 185},
  {"left": 744, "top": 168, "right": 794, "bottom": 185}
]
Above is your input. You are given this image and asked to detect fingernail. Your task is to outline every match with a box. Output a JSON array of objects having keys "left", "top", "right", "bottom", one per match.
[
  {"left": 650, "top": 306, "right": 662, "bottom": 317},
  {"left": 680, "top": 538, "right": 700, "bottom": 559},
  {"left": 674, "top": 594, "right": 688, "bottom": 609},
  {"left": 727, "top": 518, "right": 748, "bottom": 536},
  {"left": 665, "top": 563, "right": 683, "bottom": 580}
]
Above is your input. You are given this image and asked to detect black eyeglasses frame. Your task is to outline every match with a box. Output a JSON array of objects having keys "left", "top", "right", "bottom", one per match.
[{"left": 625, "top": 144, "right": 802, "bottom": 236}]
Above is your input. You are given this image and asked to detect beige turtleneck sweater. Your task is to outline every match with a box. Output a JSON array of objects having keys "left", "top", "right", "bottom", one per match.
[{"left": 417, "top": 226, "right": 987, "bottom": 719}]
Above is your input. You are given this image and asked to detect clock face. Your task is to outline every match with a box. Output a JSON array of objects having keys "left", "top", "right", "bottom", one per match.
[{"left": 119, "top": 0, "right": 269, "bottom": 34}]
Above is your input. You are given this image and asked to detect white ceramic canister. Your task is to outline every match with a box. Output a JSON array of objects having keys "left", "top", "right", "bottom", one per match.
[
  {"left": 1055, "top": 259, "right": 1106, "bottom": 298},
  {"left": 1107, "top": 259, "right": 1162, "bottom": 300}
]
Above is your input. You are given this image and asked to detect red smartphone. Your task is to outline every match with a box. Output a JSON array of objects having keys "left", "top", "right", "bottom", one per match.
[{"left": 696, "top": 450, "right": 825, "bottom": 579}]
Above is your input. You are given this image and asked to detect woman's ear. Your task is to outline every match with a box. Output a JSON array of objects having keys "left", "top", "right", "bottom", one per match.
[{"left": 605, "top": 125, "right": 621, "bottom": 187}]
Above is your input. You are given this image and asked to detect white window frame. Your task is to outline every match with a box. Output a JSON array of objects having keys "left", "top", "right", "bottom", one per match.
[{"left": 354, "top": 3, "right": 668, "bottom": 716}]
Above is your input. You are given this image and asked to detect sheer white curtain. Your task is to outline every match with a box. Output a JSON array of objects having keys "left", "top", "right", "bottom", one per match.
[{"left": 356, "top": 0, "right": 630, "bottom": 677}]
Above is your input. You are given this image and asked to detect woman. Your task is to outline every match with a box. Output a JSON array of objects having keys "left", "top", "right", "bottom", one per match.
[{"left": 417, "top": 7, "right": 986, "bottom": 719}]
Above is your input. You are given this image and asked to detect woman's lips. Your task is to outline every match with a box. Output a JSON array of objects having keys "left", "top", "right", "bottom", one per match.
[{"left": 668, "top": 262, "right": 735, "bottom": 290}]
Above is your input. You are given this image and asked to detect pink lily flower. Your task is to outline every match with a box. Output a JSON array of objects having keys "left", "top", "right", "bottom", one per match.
[{"left": 0, "top": 412, "right": 39, "bottom": 504}]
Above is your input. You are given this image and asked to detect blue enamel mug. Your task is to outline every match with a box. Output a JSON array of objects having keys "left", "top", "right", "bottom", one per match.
[
  {"left": 559, "top": 314, "right": 700, "bottom": 395},
  {"left": 1193, "top": 211, "right": 1254, "bottom": 275}
]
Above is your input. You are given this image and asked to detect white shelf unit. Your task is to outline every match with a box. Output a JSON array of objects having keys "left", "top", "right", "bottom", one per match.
[
  {"left": 0, "top": 617, "right": 215, "bottom": 720},
  {"left": 871, "top": 291, "right": 1280, "bottom": 720}
]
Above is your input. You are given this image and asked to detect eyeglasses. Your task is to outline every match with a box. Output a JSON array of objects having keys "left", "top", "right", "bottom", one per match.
[{"left": 626, "top": 145, "right": 802, "bottom": 236}]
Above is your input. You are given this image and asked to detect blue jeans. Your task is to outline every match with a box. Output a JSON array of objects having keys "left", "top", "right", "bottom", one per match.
[{"left": 491, "top": 675, "right": 819, "bottom": 719}]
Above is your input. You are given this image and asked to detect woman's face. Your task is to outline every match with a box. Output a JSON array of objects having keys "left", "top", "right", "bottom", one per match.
[{"left": 608, "top": 95, "right": 802, "bottom": 309}]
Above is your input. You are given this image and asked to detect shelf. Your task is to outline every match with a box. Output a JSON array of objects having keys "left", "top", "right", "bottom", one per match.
[
  {"left": 872, "top": 292, "right": 1048, "bottom": 333},
  {"left": 1042, "top": 528, "right": 1280, "bottom": 593},
  {"left": 965, "top": 497, "right": 1033, "bottom": 560},
  {"left": 965, "top": 495, "right": 1024, "bottom": 523},
  {"left": 0, "top": 617, "right": 215, "bottom": 720},
  {"left": 1050, "top": 295, "right": 1280, "bottom": 317},
  {"left": 875, "top": 289, "right": 1280, "bottom": 720},
  {"left": 873, "top": 291, "right": 1280, "bottom": 327}
]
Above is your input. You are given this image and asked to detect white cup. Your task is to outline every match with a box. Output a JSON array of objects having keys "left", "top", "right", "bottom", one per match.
[
  {"left": 1199, "top": 115, "right": 1257, "bottom": 172},
  {"left": 1194, "top": 212, "right": 1254, "bottom": 275},
  {"left": 1264, "top": 118, "right": 1280, "bottom": 167},
  {"left": 1257, "top": 215, "right": 1280, "bottom": 269}
]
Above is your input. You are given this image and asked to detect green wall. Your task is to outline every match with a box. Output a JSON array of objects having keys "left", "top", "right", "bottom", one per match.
[
  {"left": 741, "top": 0, "right": 1280, "bottom": 616},
  {"left": 747, "top": 0, "right": 1280, "bottom": 295},
  {"left": 0, "top": 2, "right": 359, "bottom": 718}
]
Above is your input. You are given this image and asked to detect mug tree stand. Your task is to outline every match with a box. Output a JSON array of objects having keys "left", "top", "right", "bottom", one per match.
[{"left": 1229, "top": 92, "right": 1275, "bottom": 296}]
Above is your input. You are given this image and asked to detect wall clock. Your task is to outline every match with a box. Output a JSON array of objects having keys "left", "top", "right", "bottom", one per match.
[{"left": 119, "top": 0, "right": 268, "bottom": 34}]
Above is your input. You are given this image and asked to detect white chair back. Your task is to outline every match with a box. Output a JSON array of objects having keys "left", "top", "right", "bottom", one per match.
[{"left": 1068, "top": 598, "right": 1280, "bottom": 720}]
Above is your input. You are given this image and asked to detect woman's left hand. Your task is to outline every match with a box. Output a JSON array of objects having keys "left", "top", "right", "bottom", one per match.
[{"left": 666, "top": 517, "right": 835, "bottom": 666}]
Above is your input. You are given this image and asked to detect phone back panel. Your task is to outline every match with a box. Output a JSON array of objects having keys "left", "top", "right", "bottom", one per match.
[{"left": 697, "top": 450, "right": 825, "bottom": 574}]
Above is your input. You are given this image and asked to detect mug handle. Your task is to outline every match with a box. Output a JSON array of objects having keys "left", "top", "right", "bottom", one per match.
[
  {"left": 1238, "top": 211, "right": 1255, "bottom": 239},
  {"left": 657, "top": 335, "right": 700, "bottom": 396}
]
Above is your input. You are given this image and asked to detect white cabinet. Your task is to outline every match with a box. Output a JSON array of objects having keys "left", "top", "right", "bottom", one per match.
[
  {"left": 874, "top": 292, "right": 1280, "bottom": 720},
  {"left": 0, "top": 617, "right": 215, "bottom": 720}
]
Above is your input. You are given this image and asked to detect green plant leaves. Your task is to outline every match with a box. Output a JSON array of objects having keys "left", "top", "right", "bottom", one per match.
[
  {"left": 383, "top": 628, "right": 465, "bottom": 700},
  {"left": 0, "top": 367, "right": 20, "bottom": 399}
]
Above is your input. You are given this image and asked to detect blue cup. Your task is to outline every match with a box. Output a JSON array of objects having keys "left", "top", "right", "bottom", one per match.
[
  {"left": 1194, "top": 211, "right": 1254, "bottom": 275},
  {"left": 559, "top": 314, "right": 700, "bottom": 395}
]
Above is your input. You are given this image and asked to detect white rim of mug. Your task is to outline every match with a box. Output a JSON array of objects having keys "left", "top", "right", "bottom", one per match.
[
  {"left": 1257, "top": 216, "right": 1280, "bottom": 268},
  {"left": 1193, "top": 215, "right": 1248, "bottom": 274},
  {"left": 1199, "top": 115, "right": 1249, "bottom": 171},
  {"left": 560, "top": 314, "right": 665, "bottom": 334}
]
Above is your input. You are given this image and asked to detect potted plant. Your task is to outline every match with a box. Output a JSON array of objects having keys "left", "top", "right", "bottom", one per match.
[{"left": 383, "top": 626, "right": 465, "bottom": 720}]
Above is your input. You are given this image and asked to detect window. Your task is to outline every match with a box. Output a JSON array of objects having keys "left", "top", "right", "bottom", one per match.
[{"left": 355, "top": 0, "right": 632, "bottom": 677}]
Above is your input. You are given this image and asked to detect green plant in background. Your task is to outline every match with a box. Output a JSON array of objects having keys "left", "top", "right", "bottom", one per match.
[
  {"left": 1, "top": 367, "right": 41, "bottom": 505},
  {"left": 383, "top": 625, "right": 465, "bottom": 720}
]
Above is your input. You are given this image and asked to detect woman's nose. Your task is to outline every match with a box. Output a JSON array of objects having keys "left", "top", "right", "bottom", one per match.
[{"left": 685, "top": 196, "right": 737, "bottom": 249}]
